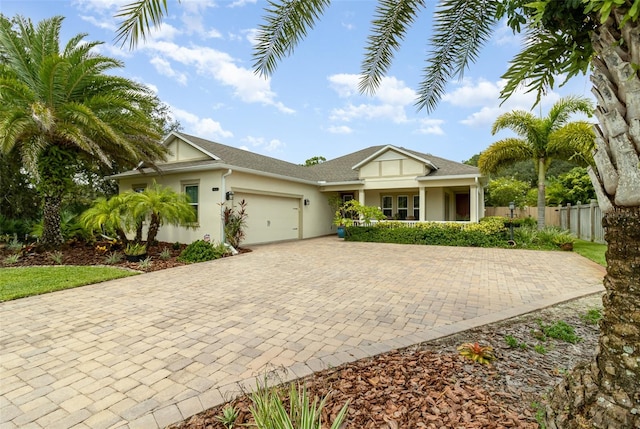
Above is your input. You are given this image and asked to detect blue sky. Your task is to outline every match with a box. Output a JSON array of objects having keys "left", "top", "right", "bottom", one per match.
[{"left": 3, "top": 0, "right": 595, "bottom": 164}]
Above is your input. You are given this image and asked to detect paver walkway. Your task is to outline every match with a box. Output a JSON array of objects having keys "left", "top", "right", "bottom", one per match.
[{"left": 0, "top": 237, "right": 605, "bottom": 429}]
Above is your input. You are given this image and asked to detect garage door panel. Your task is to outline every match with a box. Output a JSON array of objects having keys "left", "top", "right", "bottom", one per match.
[{"left": 235, "top": 193, "right": 299, "bottom": 244}]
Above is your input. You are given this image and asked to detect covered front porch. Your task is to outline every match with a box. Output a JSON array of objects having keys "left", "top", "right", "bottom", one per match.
[{"left": 321, "top": 178, "right": 485, "bottom": 223}]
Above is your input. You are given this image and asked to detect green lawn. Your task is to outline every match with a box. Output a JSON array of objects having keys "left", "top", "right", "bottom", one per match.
[
  {"left": 0, "top": 266, "right": 138, "bottom": 302},
  {"left": 573, "top": 240, "right": 607, "bottom": 267}
]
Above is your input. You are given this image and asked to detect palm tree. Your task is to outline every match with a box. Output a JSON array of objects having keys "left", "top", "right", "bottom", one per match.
[
  {"left": 130, "top": 183, "right": 196, "bottom": 249},
  {"left": 79, "top": 194, "right": 134, "bottom": 245},
  {"left": 478, "top": 96, "right": 595, "bottom": 229},
  {"left": 0, "top": 15, "right": 167, "bottom": 246},
  {"left": 117, "top": 1, "right": 639, "bottom": 427}
]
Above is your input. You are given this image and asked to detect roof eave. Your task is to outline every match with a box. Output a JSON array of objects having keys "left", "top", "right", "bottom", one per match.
[
  {"left": 417, "top": 173, "right": 483, "bottom": 181},
  {"left": 111, "top": 162, "right": 319, "bottom": 186}
]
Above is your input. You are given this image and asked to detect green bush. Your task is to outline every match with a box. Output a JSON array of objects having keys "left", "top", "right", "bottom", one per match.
[
  {"left": 178, "top": 240, "right": 228, "bottom": 263},
  {"left": 514, "top": 226, "right": 576, "bottom": 250},
  {"left": 345, "top": 220, "right": 508, "bottom": 247}
]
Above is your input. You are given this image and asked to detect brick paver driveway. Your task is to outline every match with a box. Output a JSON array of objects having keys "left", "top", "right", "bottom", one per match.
[{"left": 0, "top": 237, "right": 605, "bottom": 429}]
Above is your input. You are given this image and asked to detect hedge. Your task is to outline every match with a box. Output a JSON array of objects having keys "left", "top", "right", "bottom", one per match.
[{"left": 344, "top": 218, "right": 508, "bottom": 247}]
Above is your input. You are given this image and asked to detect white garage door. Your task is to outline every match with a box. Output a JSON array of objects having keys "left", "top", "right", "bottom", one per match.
[{"left": 234, "top": 193, "right": 300, "bottom": 245}]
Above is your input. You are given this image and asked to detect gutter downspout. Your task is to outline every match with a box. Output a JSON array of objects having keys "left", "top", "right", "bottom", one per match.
[{"left": 221, "top": 169, "right": 233, "bottom": 245}]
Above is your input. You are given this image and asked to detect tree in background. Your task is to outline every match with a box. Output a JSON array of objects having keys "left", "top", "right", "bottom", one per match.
[
  {"left": 546, "top": 167, "right": 596, "bottom": 206},
  {"left": 0, "top": 15, "right": 167, "bottom": 246},
  {"left": 117, "top": 1, "right": 640, "bottom": 426},
  {"left": 478, "top": 96, "right": 595, "bottom": 229},
  {"left": 302, "top": 155, "right": 326, "bottom": 166},
  {"left": 485, "top": 177, "right": 530, "bottom": 208}
]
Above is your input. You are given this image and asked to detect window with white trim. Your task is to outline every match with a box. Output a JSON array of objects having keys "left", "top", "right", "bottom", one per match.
[
  {"left": 184, "top": 184, "right": 199, "bottom": 222},
  {"left": 413, "top": 195, "right": 419, "bottom": 220},
  {"left": 397, "top": 195, "right": 408, "bottom": 220},
  {"left": 382, "top": 196, "right": 393, "bottom": 218}
]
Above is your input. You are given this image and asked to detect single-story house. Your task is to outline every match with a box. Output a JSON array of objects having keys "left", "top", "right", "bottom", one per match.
[{"left": 113, "top": 132, "right": 486, "bottom": 245}]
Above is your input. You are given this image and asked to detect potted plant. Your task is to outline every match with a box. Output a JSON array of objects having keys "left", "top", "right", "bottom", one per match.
[{"left": 124, "top": 242, "right": 147, "bottom": 262}]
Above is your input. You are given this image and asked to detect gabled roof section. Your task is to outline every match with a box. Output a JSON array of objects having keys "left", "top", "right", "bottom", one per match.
[
  {"left": 167, "top": 132, "right": 220, "bottom": 160},
  {"left": 351, "top": 145, "right": 438, "bottom": 171},
  {"left": 306, "top": 145, "right": 480, "bottom": 182}
]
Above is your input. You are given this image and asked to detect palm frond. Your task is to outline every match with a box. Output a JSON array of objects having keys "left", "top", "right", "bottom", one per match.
[
  {"left": 359, "top": 0, "right": 425, "bottom": 95},
  {"left": 477, "top": 138, "right": 533, "bottom": 175},
  {"left": 491, "top": 110, "right": 539, "bottom": 139},
  {"left": 416, "top": 0, "right": 499, "bottom": 112},
  {"left": 545, "top": 95, "right": 594, "bottom": 129},
  {"left": 547, "top": 121, "right": 596, "bottom": 166},
  {"left": 253, "top": 0, "right": 331, "bottom": 77},
  {"left": 114, "top": 0, "right": 170, "bottom": 50},
  {"left": 500, "top": 26, "right": 591, "bottom": 106}
]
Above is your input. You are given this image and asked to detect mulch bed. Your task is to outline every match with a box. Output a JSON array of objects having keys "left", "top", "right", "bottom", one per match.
[{"left": 1, "top": 240, "right": 253, "bottom": 272}]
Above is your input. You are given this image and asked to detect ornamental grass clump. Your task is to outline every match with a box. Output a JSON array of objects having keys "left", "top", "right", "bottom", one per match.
[{"left": 249, "top": 380, "right": 349, "bottom": 429}]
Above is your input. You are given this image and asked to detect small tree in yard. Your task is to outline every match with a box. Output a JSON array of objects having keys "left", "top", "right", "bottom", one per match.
[
  {"left": 223, "top": 199, "right": 248, "bottom": 249},
  {"left": 130, "top": 183, "right": 196, "bottom": 249},
  {"left": 81, "top": 183, "right": 195, "bottom": 248},
  {"left": 486, "top": 177, "right": 531, "bottom": 208}
]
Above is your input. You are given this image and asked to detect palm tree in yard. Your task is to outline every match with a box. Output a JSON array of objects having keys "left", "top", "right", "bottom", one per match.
[
  {"left": 117, "top": 1, "right": 639, "bottom": 427},
  {"left": 129, "top": 183, "right": 196, "bottom": 249},
  {"left": 79, "top": 194, "right": 134, "bottom": 245},
  {"left": 0, "top": 15, "right": 167, "bottom": 246},
  {"left": 478, "top": 96, "right": 595, "bottom": 229}
]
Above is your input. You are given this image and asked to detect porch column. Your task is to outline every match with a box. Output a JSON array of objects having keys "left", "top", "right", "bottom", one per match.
[
  {"left": 419, "top": 187, "right": 426, "bottom": 222},
  {"left": 469, "top": 185, "right": 478, "bottom": 222},
  {"left": 358, "top": 189, "right": 365, "bottom": 206}
]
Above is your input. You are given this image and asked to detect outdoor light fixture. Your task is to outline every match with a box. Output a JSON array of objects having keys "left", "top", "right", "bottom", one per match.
[
  {"left": 304, "top": 198, "right": 310, "bottom": 206},
  {"left": 225, "top": 191, "right": 234, "bottom": 201}
]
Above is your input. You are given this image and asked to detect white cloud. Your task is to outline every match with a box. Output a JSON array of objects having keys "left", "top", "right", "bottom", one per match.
[
  {"left": 72, "top": 0, "right": 130, "bottom": 11},
  {"left": 415, "top": 118, "right": 445, "bottom": 135},
  {"left": 179, "top": 0, "right": 215, "bottom": 34},
  {"left": 328, "top": 74, "right": 360, "bottom": 98},
  {"left": 150, "top": 56, "right": 188, "bottom": 85},
  {"left": 80, "top": 15, "right": 116, "bottom": 31},
  {"left": 206, "top": 28, "right": 224, "bottom": 39},
  {"left": 327, "top": 125, "right": 353, "bottom": 134},
  {"left": 147, "top": 23, "right": 181, "bottom": 42},
  {"left": 243, "top": 136, "right": 285, "bottom": 152},
  {"left": 443, "top": 78, "right": 563, "bottom": 127},
  {"left": 229, "top": 0, "right": 258, "bottom": 8},
  {"left": 243, "top": 28, "right": 260, "bottom": 45},
  {"left": 327, "top": 74, "right": 415, "bottom": 124},
  {"left": 142, "top": 41, "right": 294, "bottom": 113},
  {"left": 331, "top": 103, "right": 409, "bottom": 124},
  {"left": 170, "top": 106, "right": 233, "bottom": 140}
]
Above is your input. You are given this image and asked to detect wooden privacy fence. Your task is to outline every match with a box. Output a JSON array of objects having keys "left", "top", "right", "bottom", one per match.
[
  {"left": 485, "top": 200, "right": 605, "bottom": 243},
  {"left": 558, "top": 200, "right": 605, "bottom": 244}
]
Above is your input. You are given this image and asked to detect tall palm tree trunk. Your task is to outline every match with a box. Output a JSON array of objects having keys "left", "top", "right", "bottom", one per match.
[
  {"left": 41, "top": 194, "right": 64, "bottom": 246},
  {"left": 546, "top": 208, "right": 640, "bottom": 429},
  {"left": 546, "top": 8, "right": 640, "bottom": 428},
  {"left": 536, "top": 158, "right": 546, "bottom": 229}
]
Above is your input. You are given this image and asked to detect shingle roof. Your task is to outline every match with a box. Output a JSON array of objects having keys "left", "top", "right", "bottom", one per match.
[
  {"left": 305, "top": 145, "right": 480, "bottom": 181},
  {"left": 115, "top": 133, "right": 480, "bottom": 182}
]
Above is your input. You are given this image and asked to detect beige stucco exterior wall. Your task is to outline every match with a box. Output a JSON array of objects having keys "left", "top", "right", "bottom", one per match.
[
  {"left": 118, "top": 169, "right": 335, "bottom": 246},
  {"left": 118, "top": 170, "right": 225, "bottom": 244}
]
